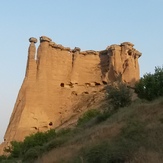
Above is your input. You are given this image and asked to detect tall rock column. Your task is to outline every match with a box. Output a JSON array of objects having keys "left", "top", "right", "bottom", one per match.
[
  {"left": 105, "top": 42, "right": 141, "bottom": 85},
  {"left": 121, "top": 42, "right": 141, "bottom": 85},
  {"left": 107, "top": 45, "right": 123, "bottom": 82},
  {"left": 133, "top": 50, "right": 141, "bottom": 81},
  {"left": 36, "top": 36, "right": 52, "bottom": 84},
  {"left": 71, "top": 47, "right": 81, "bottom": 84},
  {"left": 25, "top": 37, "right": 37, "bottom": 80},
  {"left": 2, "top": 37, "right": 38, "bottom": 146}
]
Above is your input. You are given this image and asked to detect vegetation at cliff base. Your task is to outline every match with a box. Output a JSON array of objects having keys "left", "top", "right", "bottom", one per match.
[
  {"left": 135, "top": 66, "right": 163, "bottom": 101},
  {"left": 1, "top": 129, "right": 70, "bottom": 162},
  {"left": 106, "top": 83, "right": 132, "bottom": 109},
  {"left": 1, "top": 98, "right": 163, "bottom": 163},
  {"left": 77, "top": 109, "right": 100, "bottom": 126}
]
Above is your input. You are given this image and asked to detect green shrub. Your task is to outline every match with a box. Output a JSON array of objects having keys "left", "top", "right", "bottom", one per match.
[
  {"left": 77, "top": 109, "right": 100, "bottom": 126},
  {"left": 121, "top": 120, "right": 146, "bottom": 142},
  {"left": 106, "top": 83, "right": 132, "bottom": 109},
  {"left": 96, "top": 110, "right": 112, "bottom": 123},
  {"left": 0, "top": 155, "right": 7, "bottom": 161},
  {"left": 82, "top": 141, "right": 128, "bottom": 163},
  {"left": 43, "top": 129, "right": 75, "bottom": 152},
  {"left": 23, "top": 146, "right": 42, "bottom": 162},
  {"left": 3, "top": 128, "right": 74, "bottom": 162},
  {"left": 77, "top": 120, "right": 146, "bottom": 163},
  {"left": 135, "top": 66, "right": 163, "bottom": 101},
  {"left": 56, "top": 128, "right": 72, "bottom": 137},
  {"left": 44, "top": 139, "right": 65, "bottom": 152},
  {"left": 3, "top": 129, "right": 56, "bottom": 161},
  {"left": 0, "top": 159, "right": 18, "bottom": 163},
  {"left": 4, "top": 141, "right": 23, "bottom": 158},
  {"left": 22, "top": 129, "right": 56, "bottom": 152}
]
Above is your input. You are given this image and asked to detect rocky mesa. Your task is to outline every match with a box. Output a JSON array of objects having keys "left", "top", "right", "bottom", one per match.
[{"left": 0, "top": 36, "right": 141, "bottom": 154}]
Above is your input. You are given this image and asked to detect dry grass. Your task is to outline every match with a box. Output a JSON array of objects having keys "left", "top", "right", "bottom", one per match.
[
  {"left": 35, "top": 97, "right": 163, "bottom": 163},
  {"left": 35, "top": 122, "right": 124, "bottom": 163},
  {"left": 129, "top": 148, "right": 163, "bottom": 163}
]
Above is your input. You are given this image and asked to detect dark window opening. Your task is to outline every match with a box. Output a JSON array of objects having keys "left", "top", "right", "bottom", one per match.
[
  {"left": 49, "top": 122, "right": 53, "bottom": 126},
  {"left": 85, "top": 83, "right": 90, "bottom": 87},
  {"left": 60, "top": 83, "right": 64, "bottom": 87},
  {"left": 72, "top": 91, "right": 77, "bottom": 96},
  {"left": 32, "top": 127, "right": 38, "bottom": 130},
  {"left": 102, "top": 81, "right": 107, "bottom": 85},
  {"left": 69, "top": 83, "right": 73, "bottom": 88},
  {"left": 95, "top": 82, "right": 101, "bottom": 86},
  {"left": 128, "top": 50, "right": 132, "bottom": 56}
]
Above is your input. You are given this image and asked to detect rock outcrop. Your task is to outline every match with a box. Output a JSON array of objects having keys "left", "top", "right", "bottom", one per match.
[{"left": 0, "top": 36, "right": 141, "bottom": 154}]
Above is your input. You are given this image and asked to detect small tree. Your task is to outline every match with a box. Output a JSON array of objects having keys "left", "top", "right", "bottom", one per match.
[
  {"left": 135, "top": 66, "right": 163, "bottom": 101},
  {"left": 106, "top": 83, "right": 132, "bottom": 110},
  {"left": 4, "top": 129, "right": 56, "bottom": 159},
  {"left": 77, "top": 109, "right": 100, "bottom": 126},
  {"left": 4, "top": 141, "right": 23, "bottom": 158}
]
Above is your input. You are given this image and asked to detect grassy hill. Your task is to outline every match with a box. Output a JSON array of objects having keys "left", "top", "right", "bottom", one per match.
[{"left": 35, "top": 97, "right": 163, "bottom": 163}]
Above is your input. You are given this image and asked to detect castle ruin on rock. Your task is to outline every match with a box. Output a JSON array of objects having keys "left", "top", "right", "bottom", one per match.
[{"left": 0, "top": 36, "right": 141, "bottom": 154}]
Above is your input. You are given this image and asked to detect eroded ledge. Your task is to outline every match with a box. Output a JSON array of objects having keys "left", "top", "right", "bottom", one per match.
[
  {"left": 40, "top": 36, "right": 52, "bottom": 42},
  {"left": 29, "top": 37, "right": 37, "bottom": 43}
]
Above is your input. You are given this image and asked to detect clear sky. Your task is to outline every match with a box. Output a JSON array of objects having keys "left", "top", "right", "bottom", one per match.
[{"left": 0, "top": 0, "right": 163, "bottom": 143}]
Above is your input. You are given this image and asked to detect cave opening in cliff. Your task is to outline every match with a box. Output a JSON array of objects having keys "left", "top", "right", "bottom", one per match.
[
  {"left": 32, "top": 127, "right": 38, "bottom": 130},
  {"left": 85, "top": 83, "right": 90, "bottom": 87},
  {"left": 95, "top": 82, "right": 101, "bottom": 86},
  {"left": 128, "top": 50, "right": 132, "bottom": 56},
  {"left": 60, "top": 83, "right": 64, "bottom": 87},
  {"left": 102, "top": 81, "right": 107, "bottom": 85},
  {"left": 49, "top": 122, "right": 53, "bottom": 126}
]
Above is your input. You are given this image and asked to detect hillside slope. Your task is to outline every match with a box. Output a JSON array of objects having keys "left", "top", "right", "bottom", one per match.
[{"left": 35, "top": 97, "right": 163, "bottom": 163}]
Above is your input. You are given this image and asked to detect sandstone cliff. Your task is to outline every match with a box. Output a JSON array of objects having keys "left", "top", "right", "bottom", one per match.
[{"left": 0, "top": 36, "right": 141, "bottom": 154}]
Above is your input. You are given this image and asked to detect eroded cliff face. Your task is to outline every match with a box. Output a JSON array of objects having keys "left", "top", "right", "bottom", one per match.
[{"left": 0, "top": 36, "right": 141, "bottom": 154}]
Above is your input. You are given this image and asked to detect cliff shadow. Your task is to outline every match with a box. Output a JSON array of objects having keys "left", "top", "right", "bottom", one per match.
[{"left": 99, "top": 50, "right": 110, "bottom": 84}]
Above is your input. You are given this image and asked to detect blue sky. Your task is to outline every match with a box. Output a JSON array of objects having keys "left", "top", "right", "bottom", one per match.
[{"left": 0, "top": 0, "right": 163, "bottom": 143}]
